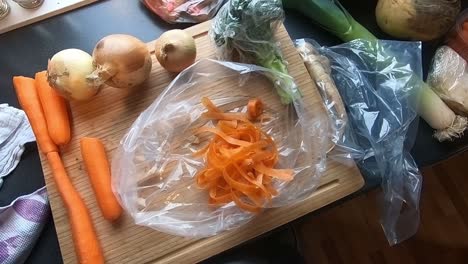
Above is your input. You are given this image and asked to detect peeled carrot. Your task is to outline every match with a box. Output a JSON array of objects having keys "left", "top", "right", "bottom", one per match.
[
  {"left": 80, "top": 137, "right": 122, "bottom": 221},
  {"left": 13, "top": 76, "right": 58, "bottom": 154},
  {"left": 46, "top": 152, "right": 104, "bottom": 264},
  {"left": 35, "top": 71, "right": 71, "bottom": 146},
  {"left": 195, "top": 97, "right": 293, "bottom": 213}
]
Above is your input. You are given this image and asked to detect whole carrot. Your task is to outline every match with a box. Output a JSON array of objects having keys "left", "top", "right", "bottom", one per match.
[
  {"left": 46, "top": 152, "right": 105, "bottom": 264},
  {"left": 80, "top": 137, "right": 122, "bottom": 221},
  {"left": 35, "top": 71, "right": 71, "bottom": 146},
  {"left": 13, "top": 76, "right": 58, "bottom": 154}
]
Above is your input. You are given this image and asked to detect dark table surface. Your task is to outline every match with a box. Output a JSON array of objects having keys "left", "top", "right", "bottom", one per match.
[{"left": 1, "top": 0, "right": 468, "bottom": 263}]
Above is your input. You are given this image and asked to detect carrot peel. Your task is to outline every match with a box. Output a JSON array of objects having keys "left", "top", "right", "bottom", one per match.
[{"left": 194, "top": 97, "right": 294, "bottom": 213}]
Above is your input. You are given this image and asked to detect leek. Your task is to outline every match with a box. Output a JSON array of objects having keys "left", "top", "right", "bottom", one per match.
[
  {"left": 283, "top": 0, "right": 467, "bottom": 141},
  {"left": 283, "top": 0, "right": 375, "bottom": 42}
]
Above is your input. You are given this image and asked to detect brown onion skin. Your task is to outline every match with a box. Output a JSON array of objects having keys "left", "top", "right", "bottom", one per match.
[{"left": 93, "top": 34, "right": 152, "bottom": 89}]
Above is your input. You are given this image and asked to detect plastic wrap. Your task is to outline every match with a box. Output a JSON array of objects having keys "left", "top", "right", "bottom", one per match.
[
  {"left": 211, "top": 0, "right": 284, "bottom": 64},
  {"left": 296, "top": 39, "right": 423, "bottom": 245},
  {"left": 428, "top": 45, "right": 468, "bottom": 116},
  {"left": 112, "top": 59, "right": 327, "bottom": 237},
  {"left": 143, "top": 0, "right": 225, "bottom": 24},
  {"left": 295, "top": 39, "right": 348, "bottom": 153}
]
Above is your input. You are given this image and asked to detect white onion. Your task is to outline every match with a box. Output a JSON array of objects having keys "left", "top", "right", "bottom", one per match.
[
  {"left": 154, "top": 29, "right": 196, "bottom": 73},
  {"left": 47, "top": 49, "right": 101, "bottom": 101}
]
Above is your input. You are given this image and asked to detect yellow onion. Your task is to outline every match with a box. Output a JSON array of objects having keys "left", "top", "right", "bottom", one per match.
[
  {"left": 154, "top": 29, "right": 197, "bottom": 73},
  {"left": 93, "top": 34, "right": 152, "bottom": 89},
  {"left": 47, "top": 49, "right": 101, "bottom": 101}
]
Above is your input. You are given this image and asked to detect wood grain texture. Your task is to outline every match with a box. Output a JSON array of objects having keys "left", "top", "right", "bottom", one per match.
[
  {"left": 39, "top": 21, "right": 364, "bottom": 263},
  {"left": 295, "top": 151, "right": 468, "bottom": 264},
  {"left": 0, "top": 0, "right": 99, "bottom": 34}
]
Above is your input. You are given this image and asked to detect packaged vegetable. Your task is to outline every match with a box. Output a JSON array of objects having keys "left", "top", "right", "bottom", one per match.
[
  {"left": 295, "top": 39, "right": 347, "bottom": 152},
  {"left": 283, "top": 0, "right": 468, "bottom": 142},
  {"left": 111, "top": 59, "right": 327, "bottom": 237},
  {"left": 296, "top": 39, "right": 423, "bottom": 246},
  {"left": 143, "top": 0, "right": 226, "bottom": 24},
  {"left": 428, "top": 46, "right": 468, "bottom": 116},
  {"left": 211, "top": 0, "right": 298, "bottom": 104}
]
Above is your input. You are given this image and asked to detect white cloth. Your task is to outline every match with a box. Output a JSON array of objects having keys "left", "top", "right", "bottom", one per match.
[{"left": 0, "top": 104, "right": 35, "bottom": 188}]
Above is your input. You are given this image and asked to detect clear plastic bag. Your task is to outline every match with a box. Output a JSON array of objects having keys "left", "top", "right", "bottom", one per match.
[
  {"left": 295, "top": 39, "right": 348, "bottom": 153},
  {"left": 210, "top": 0, "right": 284, "bottom": 64},
  {"left": 428, "top": 45, "right": 468, "bottom": 116},
  {"left": 210, "top": 0, "right": 296, "bottom": 104},
  {"left": 295, "top": 39, "right": 423, "bottom": 245},
  {"left": 143, "top": 0, "right": 226, "bottom": 24},
  {"left": 111, "top": 59, "right": 327, "bottom": 237}
]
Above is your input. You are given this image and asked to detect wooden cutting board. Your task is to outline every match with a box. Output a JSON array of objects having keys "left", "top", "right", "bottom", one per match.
[{"left": 39, "top": 21, "right": 364, "bottom": 263}]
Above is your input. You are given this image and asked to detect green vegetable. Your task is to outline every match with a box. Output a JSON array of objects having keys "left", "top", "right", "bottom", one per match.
[
  {"left": 283, "top": 0, "right": 467, "bottom": 141},
  {"left": 283, "top": 0, "right": 375, "bottom": 42},
  {"left": 211, "top": 0, "right": 299, "bottom": 104}
]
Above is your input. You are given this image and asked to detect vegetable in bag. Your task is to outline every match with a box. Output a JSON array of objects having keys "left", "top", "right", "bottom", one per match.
[{"left": 428, "top": 45, "right": 468, "bottom": 116}]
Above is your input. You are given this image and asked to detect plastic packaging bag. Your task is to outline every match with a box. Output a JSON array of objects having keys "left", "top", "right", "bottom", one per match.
[
  {"left": 112, "top": 59, "right": 327, "bottom": 237},
  {"left": 295, "top": 39, "right": 423, "bottom": 245},
  {"left": 428, "top": 45, "right": 468, "bottom": 116},
  {"left": 295, "top": 39, "right": 348, "bottom": 153},
  {"left": 211, "top": 0, "right": 284, "bottom": 64},
  {"left": 210, "top": 0, "right": 296, "bottom": 104},
  {"left": 143, "top": 0, "right": 226, "bottom": 24}
]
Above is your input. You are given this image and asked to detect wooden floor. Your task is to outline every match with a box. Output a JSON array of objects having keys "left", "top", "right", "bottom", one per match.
[{"left": 294, "top": 151, "right": 468, "bottom": 264}]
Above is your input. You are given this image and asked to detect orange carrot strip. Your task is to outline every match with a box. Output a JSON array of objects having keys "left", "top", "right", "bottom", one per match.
[
  {"left": 195, "top": 97, "right": 294, "bottom": 213},
  {"left": 254, "top": 163, "right": 294, "bottom": 181},
  {"left": 222, "top": 167, "right": 258, "bottom": 194},
  {"left": 80, "top": 137, "right": 122, "bottom": 222},
  {"left": 247, "top": 98, "right": 264, "bottom": 120},
  {"left": 218, "top": 120, "right": 238, "bottom": 129},
  {"left": 195, "top": 127, "right": 252, "bottom": 147},
  {"left": 201, "top": 97, "right": 221, "bottom": 112},
  {"left": 46, "top": 152, "right": 104, "bottom": 264},
  {"left": 209, "top": 187, "right": 232, "bottom": 204},
  {"left": 202, "top": 111, "right": 250, "bottom": 122},
  {"left": 35, "top": 71, "right": 71, "bottom": 146},
  {"left": 234, "top": 164, "right": 271, "bottom": 199},
  {"left": 13, "top": 76, "right": 58, "bottom": 154},
  {"left": 231, "top": 190, "right": 261, "bottom": 213}
]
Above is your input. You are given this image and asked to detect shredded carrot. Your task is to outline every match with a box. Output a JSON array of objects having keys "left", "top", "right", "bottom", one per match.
[{"left": 194, "top": 97, "right": 294, "bottom": 213}]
